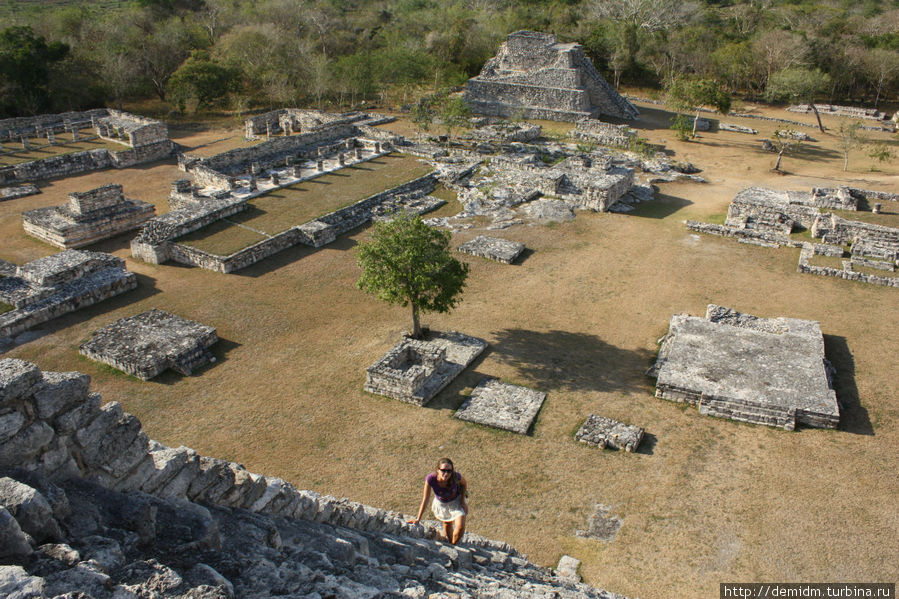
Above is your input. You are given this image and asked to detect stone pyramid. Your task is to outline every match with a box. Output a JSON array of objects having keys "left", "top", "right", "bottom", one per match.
[{"left": 464, "top": 30, "right": 639, "bottom": 122}]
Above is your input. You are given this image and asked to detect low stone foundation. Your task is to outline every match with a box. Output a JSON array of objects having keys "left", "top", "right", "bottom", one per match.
[
  {"left": 457, "top": 235, "right": 525, "bottom": 264},
  {"left": 79, "top": 309, "right": 218, "bottom": 380},
  {"left": 364, "top": 332, "right": 487, "bottom": 406},
  {"left": 648, "top": 304, "right": 840, "bottom": 430},
  {"left": 454, "top": 377, "right": 546, "bottom": 434},
  {"left": 0, "top": 250, "right": 137, "bottom": 340},
  {"left": 575, "top": 415, "right": 644, "bottom": 452}
]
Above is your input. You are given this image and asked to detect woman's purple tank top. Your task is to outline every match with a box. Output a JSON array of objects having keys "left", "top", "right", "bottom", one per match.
[{"left": 426, "top": 471, "right": 460, "bottom": 503}]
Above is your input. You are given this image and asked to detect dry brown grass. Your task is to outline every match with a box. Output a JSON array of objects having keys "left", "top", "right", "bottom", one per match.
[{"left": 1, "top": 100, "right": 897, "bottom": 599}]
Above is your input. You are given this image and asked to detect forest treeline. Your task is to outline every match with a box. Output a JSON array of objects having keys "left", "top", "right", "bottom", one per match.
[{"left": 1, "top": 0, "right": 898, "bottom": 118}]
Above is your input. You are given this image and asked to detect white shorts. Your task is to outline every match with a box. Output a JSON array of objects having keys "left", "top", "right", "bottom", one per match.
[{"left": 431, "top": 495, "right": 466, "bottom": 522}]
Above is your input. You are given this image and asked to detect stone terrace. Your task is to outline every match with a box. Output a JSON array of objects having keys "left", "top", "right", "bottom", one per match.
[
  {"left": 457, "top": 235, "right": 526, "bottom": 264},
  {"left": 575, "top": 414, "right": 644, "bottom": 452},
  {"left": 648, "top": 305, "right": 840, "bottom": 430},
  {"left": 0, "top": 250, "right": 136, "bottom": 341},
  {"left": 0, "top": 358, "right": 627, "bottom": 598},
  {"left": 22, "top": 184, "right": 154, "bottom": 249},
  {"left": 79, "top": 309, "right": 218, "bottom": 380},
  {"left": 465, "top": 30, "right": 638, "bottom": 122}
]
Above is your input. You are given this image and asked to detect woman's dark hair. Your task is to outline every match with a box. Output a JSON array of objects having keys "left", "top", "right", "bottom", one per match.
[{"left": 437, "top": 458, "right": 454, "bottom": 471}]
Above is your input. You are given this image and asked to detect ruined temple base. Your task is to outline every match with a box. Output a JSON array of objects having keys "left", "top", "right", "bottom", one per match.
[
  {"left": 575, "top": 414, "right": 644, "bottom": 452},
  {"left": 648, "top": 305, "right": 839, "bottom": 430},
  {"left": 364, "top": 331, "right": 487, "bottom": 406},
  {"left": 455, "top": 377, "right": 546, "bottom": 434},
  {"left": 457, "top": 235, "right": 525, "bottom": 264},
  {"left": 79, "top": 309, "right": 217, "bottom": 380}
]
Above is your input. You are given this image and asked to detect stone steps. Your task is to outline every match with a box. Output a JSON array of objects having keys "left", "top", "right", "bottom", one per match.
[{"left": 698, "top": 396, "right": 797, "bottom": 430}]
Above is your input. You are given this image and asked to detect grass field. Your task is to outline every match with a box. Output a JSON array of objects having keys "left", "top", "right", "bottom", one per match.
[
  {"left": 177, "top": 154, "right": 433, "bottom": 255},
  {"left": 1, "top": 100, "right": 897, "bottom": 599}
]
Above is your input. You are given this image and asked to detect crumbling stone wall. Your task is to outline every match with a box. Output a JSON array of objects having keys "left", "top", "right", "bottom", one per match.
[{"left": 0, "top": 109, "right": 107, "bottom": 138}]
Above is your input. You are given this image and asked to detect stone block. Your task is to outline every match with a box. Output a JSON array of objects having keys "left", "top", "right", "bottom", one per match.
[
  {"left": 454, "top": 378, "right": 546, "bottom": 434},
  {"left": 457, "top": 235, "right": 525, "bottom": 264},
  {"left": 0, "top": 359, "right": 42, "bottom": 406},
  {"left": 0, "top": 421, "right": 54, "bottom": 468},
  {"left": 0, "top": 515, "right": 33, "bottom": 560},
  {"left": 32, "top": 372, "right": 91, "bottom": 420},
  {"left": 575, "top": 414, "right": 644, "bottom": 452},
  {"left": 0, "top": 478, "right": 62, "bottom": 543}
]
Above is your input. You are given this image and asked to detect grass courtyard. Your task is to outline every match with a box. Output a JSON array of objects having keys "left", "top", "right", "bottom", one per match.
[
  {"left": 176, "top": 153, "right": 433, "bottom": 255},
  {"left": 0, "top": 131, "right": 126, "bottom": 167}
]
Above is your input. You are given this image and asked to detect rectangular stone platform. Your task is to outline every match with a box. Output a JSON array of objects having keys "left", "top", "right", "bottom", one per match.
[
  {"left": 364, "top": 331, "right": 487, "bottom": 406},
  {"left": 0, "top": 250, "right": 137, "bottom": 340},
  {"left": 575, "top": 414, "right": 644, "bottom": 452},
  {"left": 457, "top": 235, "right": 525, "bottom": 264},
  {"left": 23, "top": 184, "right": 154, "bottom": 248},
  {"left": 648, "top": 305, "right": 839, "bottom": 430},
  {"left": 79, "top": 309, "right": 218, "bottom": 380},
  {"left": 454, "top": 377, "right": 546, "bottom": 434}
]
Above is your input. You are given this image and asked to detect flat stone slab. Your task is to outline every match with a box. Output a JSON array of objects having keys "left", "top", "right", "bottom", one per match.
[
  {"left": 79, "top": 309, "right": 217, "bottom": 380},
  {"left": 648, "top": 304, "right": 839, "bottom": 430},
  {"left": 575, "top": 414, "right": 644, "bottom": 452},
  {"left": 454, "top": 377, "right": 546, "bottom": 434},
  {"left": 365, "top": 331, "right": 487, "bottom": 406},
  {"left": 457, "top": 235, "right": 525, "bottom": 264},
  {"left": 575, "top": 504, "right": 622, "bottom": 542}
]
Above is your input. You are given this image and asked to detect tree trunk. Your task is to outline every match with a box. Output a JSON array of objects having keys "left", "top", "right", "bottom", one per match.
[
  {"left": 774, "top": 149, "right": 784, "bottom": 171},
  {"left": 692, "top": 110, "right": 700, "bottom": 137},
  {"left": 811, "top": 103, "right": 824, "bottom": 133},
  {"left": 411, "top": 304, "right": 422, "bottom": 339}
]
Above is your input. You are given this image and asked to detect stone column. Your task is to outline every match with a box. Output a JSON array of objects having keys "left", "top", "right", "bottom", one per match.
[
  {"left": 251, "top": 162, "right": 260, "bottom": 175},
  {"left": 293, "top": 165, "right": 303, "bottom": 177},
  {"left": 265, "top": 123, "right": 272, "bottom": 139},
  {"left": 338, "top": 152, "right": 345, "bottom": 166},
  {"left": 345, "top": 138, "right": 355, "bottom": 149},
  {"left": 21, "top": 136, "right": 31, "bottom": 151},
  {"left": 248, "top": 176, "right": 257, "bottom": 191},
  {"left": 72, "top": 127, "right": 80, "bottom": 142},
  {"left": 47, "top": 130, "right": 56, "bottom": 145},
  {"left": 317, "top": 146, "right": 325, "bottom": 157},
  {"left": 374, "top": 142, "right": 381, "bottom": 153},
  {"left": 354, "top": 148, "right": 362, "bottom": 160},
  {"left": 285, "top": 156, "right": 294, "bottom": 167},
  {"left": 873, "top": 203, "right": 882, "bottom": 214},
  {"left": 316, "top": 160, "right": 324, "bottom": 172},
  {"left": 271, "top": 172, "right": 280, "bottom": 186}
]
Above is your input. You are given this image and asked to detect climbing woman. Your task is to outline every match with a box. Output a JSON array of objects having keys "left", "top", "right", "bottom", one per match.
[{"left": 407, "top": 458, "right": 468, "bottom": 544}]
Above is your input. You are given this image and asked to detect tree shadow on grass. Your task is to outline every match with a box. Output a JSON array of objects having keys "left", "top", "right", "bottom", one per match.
[
  {"left": 488, "top": 328, "right": 655, "bottom": 395},
  {"left": 628, "top": 192, "right": 693, "bottom": 219},
  {"left": 823, "top": 334, "right": 872, "bottom": 436}
]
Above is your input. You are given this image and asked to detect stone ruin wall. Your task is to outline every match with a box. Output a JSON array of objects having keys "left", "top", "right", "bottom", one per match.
[
  {"left": 798, "top": 243, "right": 899, "bottom": 288},
  {"left": 811, "top": 213, "right": 899, "bottom": 247},
  {"left": 163, "top": 173, "right": 437, "bottom": 273},
  {"left": 68, "top": 184, "right": 124, "bottom": 215},
  {"left": 0, "top": 109, "right": 107, "bottom": 138},
  {"left": 0, "top": 358, "right": 513, "bottom": 550},
  {"left": 364, "top": 341, "right": 447, "bottom": 401}
]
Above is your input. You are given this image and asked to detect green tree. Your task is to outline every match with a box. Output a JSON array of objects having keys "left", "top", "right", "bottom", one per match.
[
  {"left": 766, "top": 67, "right": 832, "bottom": 133},
  {"left": 0, "top": 26, "right": 69, "bottom": 116},
  {"left": 769, "top": 129, "right": 803, "bottom": 173},
  {"left": 666, "top": 77, "right": 731, "bottom": 138},
  {"left": 440, "top": 96, "right": 471, "bottom": 142},
  {"left": 357, "top": 213, "right": 469, "bottom": 340},
  {"left": 168, "top": 50, "right": 238, "bottom": 112},
  {"left": 838, "top": 120, "right": 864, "bottom": 171}
]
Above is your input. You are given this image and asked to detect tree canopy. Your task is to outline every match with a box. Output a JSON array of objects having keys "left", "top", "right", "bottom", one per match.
[
  {"left": 357, "top": 213, "right": 469, "bottom": 339},
  {"left": 766, "top": 67, "right": 832, "bottom": 132}
]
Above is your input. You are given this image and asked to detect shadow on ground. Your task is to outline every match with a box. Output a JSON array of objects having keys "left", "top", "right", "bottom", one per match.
[
  {"left": 629, "top": 192, "right": 693, "bottom": 219},
  {"left": 488, "top": 328, "right": 655, "bottom": 394},
  {"left": 823, "top": 334, "right": 872, "bottom": 436},
  {"left": 153, "top": 336, "right": 241, "bottom": 386}
]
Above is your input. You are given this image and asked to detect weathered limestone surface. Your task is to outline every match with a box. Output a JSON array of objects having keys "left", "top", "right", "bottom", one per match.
[
  {"left": 648, "top": 305, "right": 840, "bottom": 430},
  {"left": 22, "top": 184, "right": 154, "bottom": 249},
  {"left": 572, "top": 120, "right": 637, "bottom": 147},
  {"left": 79, "top": 309, "right": 218, "bottom": 380},
  {"left": 457, "top": 235, "right": 526, "bottom": 264},
  {"left": 244, "top": 108, "right": 394, "bottom": 139},
  {"left": 465, "top": 31, "right": 638, "bottom": 122},
  {"left": 575, "top": 504, "right": 623, "bottom": 542},
  {"left": 719, "top": 122, "right": 757, "bottom": 134},
  {"left": 575, "top": 414, "right": 644, "bottom": 452},
  {"left": 365, "top": 332, "right": 487, "bottom": 406},
  {"left": 1, "top": 184, "right": 40, "bottom": 202},
  {"left": 786, "top": 103, "right": 890, "bottom": 121},
  {"left": 0, "top": 251, "right": 137, "bottom": 340},
  {"left": 454, "top": 378, "right": 547, "bottom": 434},
  {"left": 0, "top": 359, "right": 627, "bottom": 598}
]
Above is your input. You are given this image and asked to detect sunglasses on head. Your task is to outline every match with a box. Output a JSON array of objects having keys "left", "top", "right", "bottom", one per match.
[{"left": 439, "top": 468, "right": 453, "bottom": 473}]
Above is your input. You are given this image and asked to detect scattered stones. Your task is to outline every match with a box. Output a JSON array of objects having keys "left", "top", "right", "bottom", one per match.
[
  {"left": 572, "top": 120, "right": 637, "bottom": 147},
  {"left": 648, "top": 304, "right": 840, "bottom": 430},
  {"left": 457, "top": 235, "right": 525, "bottom": 264},
  {"left": 465, "top": 31, "right": 638, "bottom": 122},
  {"left": 79, "top": 309, "right": 218, "bottom": 380},
  {"left": 22, "top": 184, "right": 154, "bottom": 249},
  {"left": 787, "top": 104, "right": 889, "bottom": 122},
  {"left": 776, "top": 129, "right": 814, "bottom": 141},
  {"left": 0, "top": 250, "right": 137, "bottom": 341},
  {"left": 463, "top": 121, "right": 542, "bottom": 143},
  {"left": 518, "top": 198, "right": 576, "bottom": 223},
  {"left": 575, "top": 415, "right": 644, "bottom": 452},
  {"left": 454, "top": 377, "right": 546, "bottom": 434},
  {"left": 364, "top": 332, "right": 487, "bottom": 406},
  {"left": 575, "top": 504, "right": 623, "bottom": 542},
  {"left": 557, "top": 555, "right": 581, "bottom": 582}
]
